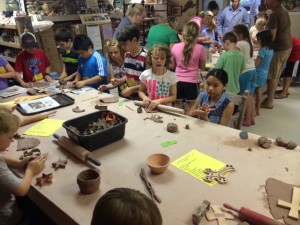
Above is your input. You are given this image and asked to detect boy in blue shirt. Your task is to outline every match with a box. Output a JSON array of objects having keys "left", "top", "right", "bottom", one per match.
[{"left": 72, "top": 35, "right": 108, "bottom": 90}]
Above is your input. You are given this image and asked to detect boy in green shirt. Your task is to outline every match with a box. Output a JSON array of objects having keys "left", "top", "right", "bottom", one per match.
[{"left": 215, "top": 32, "right": 245, "bottom": 94}]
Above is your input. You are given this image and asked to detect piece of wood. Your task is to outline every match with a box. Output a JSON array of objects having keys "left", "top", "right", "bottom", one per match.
[
  {"left": 277, "top": 187, "right": 300, "bottom": 219},
  {"left": 134, "top": 101, "right": 185, "bottom": 114},
  {"left": 206, "top": 205, "right": 234, "bottom": 225},
  {"left": 192, "top": 200, "right": 211, "bottom": 225}
]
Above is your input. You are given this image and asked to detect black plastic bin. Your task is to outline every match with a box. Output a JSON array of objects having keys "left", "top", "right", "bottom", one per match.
[{"left": 63, "top": 110, "right": 128, "bottom": 151}]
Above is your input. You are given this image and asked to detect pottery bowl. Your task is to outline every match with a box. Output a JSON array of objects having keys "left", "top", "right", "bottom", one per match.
[
  {"left": 147, "top": 153, "right": 170, "bottom": 174},
  {"left": 77, "top": 169, "right": 100, "bottom": 194}
]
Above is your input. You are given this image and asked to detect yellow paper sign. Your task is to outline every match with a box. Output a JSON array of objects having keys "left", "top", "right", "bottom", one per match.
[
  {"left": 171, "top": 149, "right": 227, "bottom": 186},
  {"left": 24, "top": 119, "right": 64, "bottom": 137},
  {"left": 34, "top": 73, "right": 44, "bottom": 81}
]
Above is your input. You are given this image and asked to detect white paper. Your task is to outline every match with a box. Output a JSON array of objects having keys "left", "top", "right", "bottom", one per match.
[
  {"left": 86, "top": 25, "right": 102, "bottom": 50},
  {"left": 71, "top": 86, "right": 94, "bottom": 95},
  {"left": 0, "top": 85, "right": 27, "bottom": 98},
  {"left": 18, "top": 96, "right": 60, "bottom": 114}
]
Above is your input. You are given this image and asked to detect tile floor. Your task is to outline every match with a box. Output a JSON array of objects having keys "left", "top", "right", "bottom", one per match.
[{"left": 243, "top": 84, "right": 300, "bottom": 145}]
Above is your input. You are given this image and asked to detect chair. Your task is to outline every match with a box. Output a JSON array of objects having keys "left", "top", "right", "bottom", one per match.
[{"left": 227, "top": 90, "right": 249, "bottom": 130}]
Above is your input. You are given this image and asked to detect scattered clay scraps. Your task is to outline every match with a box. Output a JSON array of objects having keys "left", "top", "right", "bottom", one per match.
[
  {"left": 144, "top": 114, "right": 163, "bottom": 123},
  {"left": 167, "top": 123, "right": 178, "bottom": 133},
  {"left": 94, "top": 105, "right": 107, "bottom": 110},
  {"left": 276, "top": 137, "right": 297, "bottom": 150},
  {"left": 144, "top": 108, "right": 158, "bottom": 113},
  {"left": 17, "top": 138, "right": 41, "bottom": 151},
  {"left": 265, "top": 178, "right": 300, "bottom": 225},
  {"left": 257, "top": 136, "right": 272, "bottom": 149},
  {"left": 13, "top": 133, "right": 24, "bottom": 140},
  {"left": 137, "top": 106, "right": 143, "bottom": 114},
  {"left": 52, "top": 158, "right": 68, "bottom": 170},
  {"left": 36, "top": 173, "right": 53, "bottom": 187},
  {"left": 72, "top": 106, "right": 85, "bottom": 113},
  {"left": 19, "top": 148, "right": 41, "bottom": 160}
]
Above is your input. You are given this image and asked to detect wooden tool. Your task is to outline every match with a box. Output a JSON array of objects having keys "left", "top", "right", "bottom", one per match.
[
  {"left": 192, "top": 200, "right": 211, "bottom": 225},
  {"left": 223, "top": 203, "right": 286, "bottom": 225},
  {"left": 277, "top": 187, "right": 300, "bottom": 219},
  {"left": 206, "top": 205, "right": 234, "bottom": 225},
  {"left": 20, "top": 111, "right": 56, "bottom": 126},
  {"left": 53, "top": 134, "right": 100, "bottom": 166},
  {"left": 134, "top": 100, "right": 185, "bottom": 115}
]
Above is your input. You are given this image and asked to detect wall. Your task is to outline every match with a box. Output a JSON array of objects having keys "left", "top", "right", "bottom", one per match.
[
  {"left": 0, "top": 2, "right": 5, "bottom": 12},
  {"left": 289, "top": 12, "right": 300, "bottom": 38}
]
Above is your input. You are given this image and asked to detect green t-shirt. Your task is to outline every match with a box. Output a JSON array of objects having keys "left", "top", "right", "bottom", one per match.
[
  {"left": 215, "top": 50, "right": 245, "bottom": 94},
  {"left": 147, "top": 24, "right": 179, "bottom": 49}
]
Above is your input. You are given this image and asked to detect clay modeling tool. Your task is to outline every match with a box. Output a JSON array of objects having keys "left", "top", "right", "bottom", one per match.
[
  {"left": 223, "top": 203, "right": 286, "bottom": 225},
  {"left": 277, "top": 186, "right": 300, "bottom": 219},
  {"left": 53, "top": 134, "right": 100, "bottom": 166},
  {"left": 134, "top": 100, "right": 185, "bottom": 114},
  {"left": 160, "top": 140, "right": 177, "bottom": 147},
  {"left": 192, "top": 200, "right": 211, "bottom": 225},
  {"left": 204, "top": 165, "right": 235, "bottom": 184},
  {"left": 206, "top": 205, "right": 234, "bottom": 225},
  {"left": 139, "top": 168, "right": 161, "bottom": 203}
]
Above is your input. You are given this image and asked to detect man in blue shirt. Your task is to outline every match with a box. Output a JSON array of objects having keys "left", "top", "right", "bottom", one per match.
[{"left": 217, "top": 0, "right": 250, "bottom": 38}]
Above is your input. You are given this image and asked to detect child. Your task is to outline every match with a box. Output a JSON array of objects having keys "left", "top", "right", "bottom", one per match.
[
  {"left": 54, "top": 27, "right": 79, "bottom": 82},
  {"left": 214, "top": 31, "right": 245, "bottom": 94},
  {"left": 116, "top": 24, "right": 147, "bottom": 99},
  {"left": 72, "top": 34, "right": 108, "bottom": 90},
  {"left": 171, "top": 21, "right": 206, "bottom": 114},
  {"left": 200, "top": 12, "right": 219, "bottom": 50},
  {"left": 233, "top": 24, "right": 257, "bottom": 126},
  {"left": 190, "top": 69, "right": 234, "bottom": 126},
  {"left": 98, "top": 39, "right": 126, "bottom": 94},
  {"left": 0, "top": 110, "right": 46, "bottom": 225},
  {"left": 15, "top": 32, "right": 53, "bottom": 87},
  {"left": 0, "top": 56, "right": 16, "bottom": 90},
  {"left": 139, "top": 44, "right": 177, "bottom": 110},
  {"left": 91, "top": 188, "right": 162, "bottom": 225},
  {"left": 255, "top": 30, "right": 273, "bottom": 116},
  {"left": 249, "top": 18, "right": 266, "bottom": 50}
]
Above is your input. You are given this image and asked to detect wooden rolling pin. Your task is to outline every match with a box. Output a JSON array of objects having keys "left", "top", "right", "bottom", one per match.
[
  {"left": 20, "top": 111, "right": 56, "bottom": 126},
  {"left": 223, "top": 203, "right": 286, "bottom": 225},
  {"left": 53, "top": 134, "right": 101, "bottom": 166},
  {"left": 133, "top": 101, "right": 185, "bottom": 115}
]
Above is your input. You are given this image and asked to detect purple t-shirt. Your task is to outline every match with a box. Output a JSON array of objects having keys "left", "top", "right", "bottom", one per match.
[
  {"left": 0, "top": 56, "right": 9, "bottom": 90},
  {"left": 171, "top": 42, "right": 206, "bottom": 83}
]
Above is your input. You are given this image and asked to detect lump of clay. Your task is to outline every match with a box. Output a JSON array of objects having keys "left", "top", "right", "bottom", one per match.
[
  {"left": 137, "top": 106, "right": 143, "bottom": 114},
  {"left": 275, "top": 137, "right": 297, "bottom": 150},
  {"left": 185, "top": 124, "right": 190, "bottom": 129},
  {"left": 286, "top": 141, "right": 297, "bottom": 150},
  {"left": 72, "top": 106, "right": 85, "bottom": 113},
  {"left": 257, "top": 136, "right": 272, "bottom": 149},
  {"left": 167, "top": 123, "right": 178, "bottom": 133}
]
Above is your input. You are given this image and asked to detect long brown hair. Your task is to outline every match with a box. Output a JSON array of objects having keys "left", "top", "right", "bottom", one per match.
[
  {"left": 182, "top": 21, "right": 199, "bottom": 66},
  {"left": 233, "top": 24, "right": 253, "bottom": 58}
]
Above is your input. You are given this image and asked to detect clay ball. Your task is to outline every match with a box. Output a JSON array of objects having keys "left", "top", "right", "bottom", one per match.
[
  {"left": 286, "top": 141, "right": 297, "bottom": 150},
  {"left": 275, "top": 137, "right": 288, "bottom": 147},
  {"left": 167, "top": 123, "right": 178, "bottom": 133},
  {"left": 257, "top": 136, "right": 272, "bottom": 149}
]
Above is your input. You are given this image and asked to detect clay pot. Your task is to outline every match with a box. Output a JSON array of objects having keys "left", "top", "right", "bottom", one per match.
[
  {"left": 77, "top": 169, "right": 100, "bottom": 194},
  {"left": 147, "top": 153, "right": 170, "bottom": 174}
]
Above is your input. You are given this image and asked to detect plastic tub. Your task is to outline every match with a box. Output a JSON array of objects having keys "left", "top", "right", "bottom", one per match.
[{"left": 63, "top": 110, "right": 128, "bottom": 151}]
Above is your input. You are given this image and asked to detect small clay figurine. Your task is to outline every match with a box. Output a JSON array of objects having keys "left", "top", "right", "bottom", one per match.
[
  {"left": 167, "top": 123, "right": 178, "bottom": 133},
  {"left": 36, "top": 173, "right": 53, "bottom": 187},
  {"left": 257, "top": 136, "right": 272, "bottom": 149},
  {"left": 52, "top": 158, "right": 68, "bottom": 170},
  {"left": 72, "top": 106, "right": 85, "bottom": 113},
  {"left": 19, "top": 148, "right": 41, "bottom": 160}
]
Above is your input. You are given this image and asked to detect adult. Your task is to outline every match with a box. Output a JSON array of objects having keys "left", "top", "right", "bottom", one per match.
[
  {"left": 207, "top": 0, "right": 220, "bottom": 18},
  {"left": 113, "top": 4, "right": 146, "bottom": 39},
  {"left": 274, "top": 36, "right": 300, "bottom": 99},
  {"left": 217, "top": 0, "right": 250, "bottom": 38},
  {"left": 147, "top": 16, "right": 180, "bottom": 50},
  {"left": 261, "top": 0, "right": 292, "bottom": 109}
]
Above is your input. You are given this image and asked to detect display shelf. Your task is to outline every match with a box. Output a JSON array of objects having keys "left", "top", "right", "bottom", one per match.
[
  {"left": 0, "top": 40, "right": 21, "bottom": 49},
  {"left": 4, "top": 56, "right": 16, "bottom": 63}
]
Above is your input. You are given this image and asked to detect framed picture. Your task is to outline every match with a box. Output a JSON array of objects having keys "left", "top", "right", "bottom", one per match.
[
  {"left": 79, "top": 13, "right": 111, "bottom": 25},
  {"left": 171, "top": 6, "right": 182, "bottom": 16}
]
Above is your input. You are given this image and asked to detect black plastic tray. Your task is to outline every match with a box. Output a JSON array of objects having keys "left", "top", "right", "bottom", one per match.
[{"left": 17, "top": 93, "right": 75, "bottom": 115}]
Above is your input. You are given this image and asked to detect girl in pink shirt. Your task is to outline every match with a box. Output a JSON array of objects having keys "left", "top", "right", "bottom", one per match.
[{"left": 171, "top": 21, "right": 206, "bottom": 114}]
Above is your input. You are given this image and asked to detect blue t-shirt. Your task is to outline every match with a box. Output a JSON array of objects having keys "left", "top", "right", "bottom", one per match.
[
  {"left": 77, "top": 50, "right": 108, "bottom": 89},
  {"left": 113, "top": 16, "right": 132, "bottom": 39},
  {"left": 256, "top": 47, "right": 274, "bottom": 79},
  {"left": 0, "top": 56, "right": 9, "bottom": 90}
]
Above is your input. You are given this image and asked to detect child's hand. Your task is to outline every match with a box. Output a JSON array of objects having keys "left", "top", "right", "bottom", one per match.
[
  {"left": 98, "top": 84, "right": 107, "bottom": 92},
  {"left": 122, "top": 87, "right": 134, "bottom": 97},
  {"left": 1, "top": 104, "right": 16, "bottom": 113},
  {"left": 45, "top": 75, "right": 53, "bottom": 82},
  {"left": 18, "top": 156, "right": 36, "bottom": 168},
  {"left": 143, "top": 99, "right": 151, "bottom": 108},
  {"left": 110, "top": 78, "right": 119, "bottom": 86},
  {"left": 21, "top": 82, "right": 33, "bottom": 88},
  {"left": 26, "top": 156, "right": 47, "bottom": 175},
  {"left": 147, "top": 100, "right": 159, "bottom": 110},
  {"left": 74, "top": 81, "right": 85, "bottom": 89}
]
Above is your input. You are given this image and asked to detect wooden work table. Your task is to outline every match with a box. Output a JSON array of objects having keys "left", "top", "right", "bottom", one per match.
[{"left": 3, "top": 90, "right": 300, "bottom": 225}]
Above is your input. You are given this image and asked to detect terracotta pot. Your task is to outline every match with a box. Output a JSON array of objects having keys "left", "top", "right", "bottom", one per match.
[
  {"left": 77, "top": 169, "right": 100, "bottom": 194},
  {"left": 147, "top": 153, "right": 170, "bottom": 174}
]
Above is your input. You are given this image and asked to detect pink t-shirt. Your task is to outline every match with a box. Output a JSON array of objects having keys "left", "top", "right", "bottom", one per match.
[{"left": 171, "top": 42, "right": 206, "bottom": 83}]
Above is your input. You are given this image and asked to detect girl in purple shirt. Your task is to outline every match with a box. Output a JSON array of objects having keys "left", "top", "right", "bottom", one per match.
[{"left": 0, "top": 56, "right": 15, "bottom": 90}]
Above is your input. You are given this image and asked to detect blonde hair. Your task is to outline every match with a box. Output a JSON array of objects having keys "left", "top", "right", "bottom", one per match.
[
  {"left": 0, "top": 110, "right": 20, "bottom": 134},
  {"left": 255, "top": 18, "right": 266, "bottom": 29},
  {"left": 126, "top": 4, "right": 145, "bottom": 17},
  {"left": 147, "top": 44, "right": 171, "bottom": 69},
  {"left": 106, "top": 39, "right": 125, "bottom": 64},
  {"left": 182, "top": 21, "right": 199, "bottom": 66}
]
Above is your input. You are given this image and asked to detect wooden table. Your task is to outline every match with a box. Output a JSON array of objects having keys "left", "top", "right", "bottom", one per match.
[{"left": 4, "top": 90, "right": 300, "bottom": 225}]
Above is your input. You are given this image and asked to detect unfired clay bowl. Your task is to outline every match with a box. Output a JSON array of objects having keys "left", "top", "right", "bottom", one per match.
[
  {"left": 77, "top": 169, "right": 100, "bottom": 194},
  {"left": 147, "top": 153, "right": 170, "bottom": 174}
]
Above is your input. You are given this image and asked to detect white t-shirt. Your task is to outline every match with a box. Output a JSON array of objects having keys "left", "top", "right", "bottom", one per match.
[
  {"left": 139, "top": 68, "right": 177, "bottom": 101},
  {"left": 237, "top": 40, "right": 255, "bottom": 73}
]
